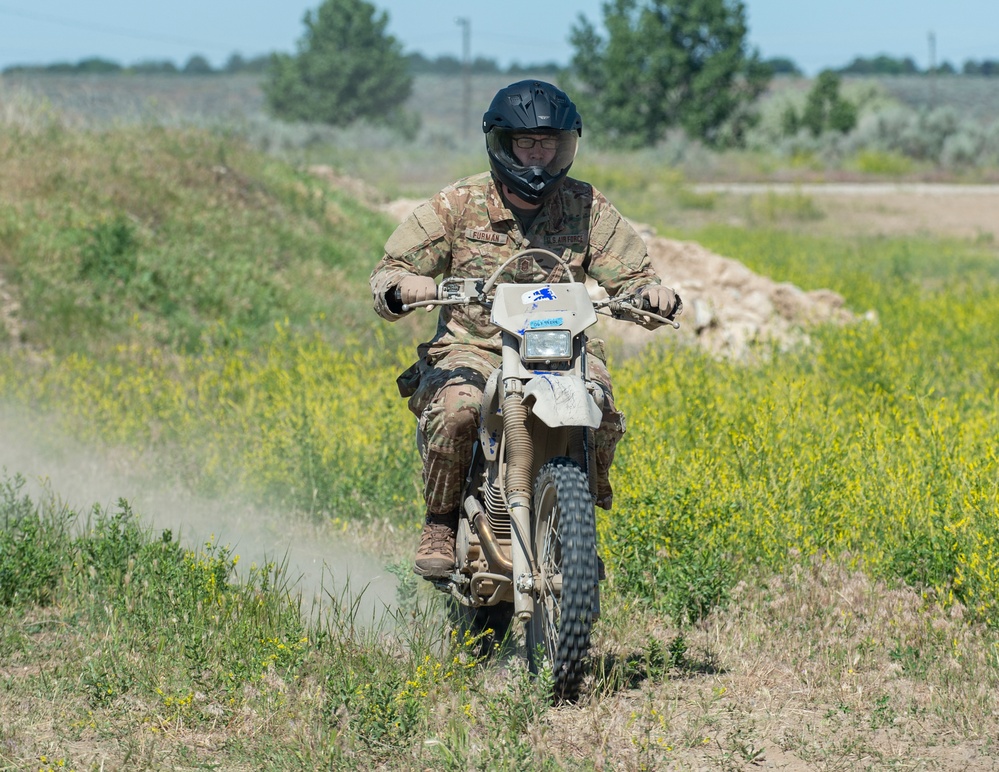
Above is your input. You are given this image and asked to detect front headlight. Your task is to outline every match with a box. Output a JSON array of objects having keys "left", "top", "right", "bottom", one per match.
[{"left": 523, "top": 330, "right": 572, "bottom": 362}]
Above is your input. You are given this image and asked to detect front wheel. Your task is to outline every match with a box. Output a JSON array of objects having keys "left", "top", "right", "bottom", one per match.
[{"left": 526, "top": 457, "right": 599, "bottom": 702}]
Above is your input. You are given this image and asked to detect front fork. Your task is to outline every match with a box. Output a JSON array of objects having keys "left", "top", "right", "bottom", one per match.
[
  {"left": 499, "top": 363, "right": 604, "bottom": 624},
  {"left": 502, "top": 373, "right": 537, "bottom": 622}
]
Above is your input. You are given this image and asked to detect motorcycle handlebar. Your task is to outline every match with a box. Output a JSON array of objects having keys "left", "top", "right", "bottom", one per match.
[
  {"left": 401, "top": 297, "right": 467, "bottom": 312},
  {"left": 397, "top": 274, "right": 681, "bottom": 330}
]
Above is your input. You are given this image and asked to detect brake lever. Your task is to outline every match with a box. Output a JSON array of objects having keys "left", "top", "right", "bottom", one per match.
[
  {"left": 598, "top": 296, "right": 681, "bottom": 329},
  {"left": 401, "top": 298, "right": 470, "bottom": 312}
]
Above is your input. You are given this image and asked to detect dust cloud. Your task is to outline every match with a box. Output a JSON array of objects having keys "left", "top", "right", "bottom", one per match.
[{"left": 0, "top": 404, "right": 399, "bottom": 625}]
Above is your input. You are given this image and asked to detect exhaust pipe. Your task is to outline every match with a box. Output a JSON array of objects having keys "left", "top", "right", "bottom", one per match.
[{"left": 464, "top": 496, "right": 513, "bottom": 574}]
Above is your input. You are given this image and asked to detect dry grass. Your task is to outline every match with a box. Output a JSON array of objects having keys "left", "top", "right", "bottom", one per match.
[
  {"left": 3, "top": 467, "right": 997, "bottom": 770},
  {"left": 527, "top": 556, "right": 999, "bottom": 770}
]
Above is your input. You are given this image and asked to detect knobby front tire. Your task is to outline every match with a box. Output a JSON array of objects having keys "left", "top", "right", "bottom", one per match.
[{"left": 526, "top": 456, "right": 599, "bottom": 702}]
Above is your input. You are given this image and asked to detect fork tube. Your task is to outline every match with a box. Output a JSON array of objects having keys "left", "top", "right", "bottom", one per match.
[
  {"left": 510, "top": 496, "right": 534, "bottom": 621},
  {"left": 501, "top": 330, "right": 536, "bottom": 621},
  {"left": 503, "top": 379, "right": 535, "bottom": 621}
]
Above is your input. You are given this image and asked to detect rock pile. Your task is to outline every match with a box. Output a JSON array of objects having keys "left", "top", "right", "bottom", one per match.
[
  {"left": 377, "top": 198, "right": 872, "bottom": 360},
  {"left": 595, "top": 222, "right": 873, "bottom": 359}
]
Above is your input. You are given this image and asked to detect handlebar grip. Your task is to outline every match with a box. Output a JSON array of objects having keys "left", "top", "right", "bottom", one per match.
[
  {"left": 636, "top": 290, "right": 683, "bottom": 320},
  {"left": 670, "top": 293, "right": 683, "bottom": 321},
  {"left": 392, "top": 283, "right": 440, "bottom": 313}
]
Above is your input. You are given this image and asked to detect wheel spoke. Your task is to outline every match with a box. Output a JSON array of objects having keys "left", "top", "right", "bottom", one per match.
[{"left": 536, "top": 497, "right": 561, "bottom": 660}]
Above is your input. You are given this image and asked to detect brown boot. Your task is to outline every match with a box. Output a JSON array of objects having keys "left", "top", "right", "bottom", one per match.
[{"left": 414, "top": 510, "right": 458, "bottom": 578}]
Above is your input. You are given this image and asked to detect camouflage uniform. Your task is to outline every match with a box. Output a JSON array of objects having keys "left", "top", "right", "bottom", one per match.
[{"left": 370, "top": 171, "right": 665, "bottom": 516}]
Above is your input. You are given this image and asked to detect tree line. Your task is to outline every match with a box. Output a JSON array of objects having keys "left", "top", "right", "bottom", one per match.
[
  {"left": 837, "top": 54, "right": 999, "bottom": 76},
  {"left": 9, "top": 50, "right": 995, "bottom": 80},
  {"left": 5, "top": 0, "right": 997, "bottom": 152},
  {"left": 0, "top": 51, "right": 561, "bottom": 78},
  {"left": 2, "top": 53, "right": 270, "bottom": 76},
  {"left": 1, "top": 51, "right": 780, "bottom": 80}
]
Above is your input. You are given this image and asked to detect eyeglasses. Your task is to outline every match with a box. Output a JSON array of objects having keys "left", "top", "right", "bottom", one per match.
[{"left": 513, "top": 137, "right": 559, "bottom": 150}]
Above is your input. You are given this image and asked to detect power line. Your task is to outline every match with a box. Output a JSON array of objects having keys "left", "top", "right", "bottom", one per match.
[{"left": 0, "top": 4, "right": 233, "bottom": 54}]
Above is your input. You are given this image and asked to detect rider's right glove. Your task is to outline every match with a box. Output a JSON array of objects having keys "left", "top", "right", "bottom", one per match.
[
  {"left": 396, "top": 275, "right": 437, "bottom": 308},
  {"left": 639, "top": 284, "right": 682, "bottom": 319}
]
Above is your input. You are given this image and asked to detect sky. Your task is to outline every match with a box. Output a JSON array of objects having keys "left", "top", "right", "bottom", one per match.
[{"left": 0, "top": 0, "right": 997, "bottom": 76}]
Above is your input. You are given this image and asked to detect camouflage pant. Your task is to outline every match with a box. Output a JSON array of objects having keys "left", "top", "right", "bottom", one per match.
[{"left": 406, "top": 346, "right": 626, "bottom": 515}]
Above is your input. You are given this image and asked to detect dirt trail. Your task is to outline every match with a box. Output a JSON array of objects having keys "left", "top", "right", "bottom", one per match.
[
  {"left": 694, "top": 181, "right": 999, "bottom": 242},
  {"left": 0, "top": 405, "right": 399, "bottom": 622}
]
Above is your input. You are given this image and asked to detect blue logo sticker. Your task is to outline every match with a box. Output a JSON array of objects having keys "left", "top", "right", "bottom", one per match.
[{"left": 522, "top": 286, "right": 556, "bottom": 304}]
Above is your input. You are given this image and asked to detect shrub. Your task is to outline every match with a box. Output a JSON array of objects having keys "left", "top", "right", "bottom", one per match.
[{"left": 0, "top": 475, "right": 73, "bottom": 607}]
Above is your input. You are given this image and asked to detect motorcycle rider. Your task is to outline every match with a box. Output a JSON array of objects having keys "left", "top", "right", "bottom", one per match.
[{"left": 370, "top": 80, "right": 680, "bottom": 579}]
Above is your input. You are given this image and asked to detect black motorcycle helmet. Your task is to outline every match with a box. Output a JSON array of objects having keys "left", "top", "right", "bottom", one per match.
[{"left": 482, "top": 80, "right": 582, "bottom": 205}]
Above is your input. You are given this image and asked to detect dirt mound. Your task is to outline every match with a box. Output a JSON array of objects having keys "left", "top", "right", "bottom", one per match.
[
  {"left": 378, "top": 197, "right": 871, "bottom": 360},
  {"left": 308, "top": 164, "right": 387, "bottom": 206},
  {"left": 380, "top": 197, "right": 427, "bottom": 224},
  {"left": 599, "top": 221, "right": 874, "bottom": 359}
]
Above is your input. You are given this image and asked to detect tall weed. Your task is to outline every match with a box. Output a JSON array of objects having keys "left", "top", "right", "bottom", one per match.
[{"left": 0, "top": 475, "right": 73, "bottom": 607}]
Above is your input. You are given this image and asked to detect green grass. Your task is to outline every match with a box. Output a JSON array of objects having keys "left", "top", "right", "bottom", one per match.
[
  {"left": 0, "top": 475, "right": 558, "bottom": 769},
  {"left": 3, "top": 101, "right": 999, "bottom": 768},
  {"left": 4, "top": 474, "right": 998, "bottom": 769},
  {"left": 3, "top": 122, "right": 999, "bottom": 621},
  {"left": 0, "top": 122, "right": 400, "bottom": 355}
]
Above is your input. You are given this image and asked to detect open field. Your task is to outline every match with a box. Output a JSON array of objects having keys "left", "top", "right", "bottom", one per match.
[
  {"left": 5, "top": 71, "right": 999, "bottom": 188},
  {"left": 686, "top": 182, "right": 999, "bottom": 242},
  {"left": 2, "top": 76, "right": 999, "bottom": 769}
]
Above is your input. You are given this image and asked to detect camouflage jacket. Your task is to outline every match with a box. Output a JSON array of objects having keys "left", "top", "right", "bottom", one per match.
[{"left": 370, "top": 172, "right": 663, "bottom": 361}]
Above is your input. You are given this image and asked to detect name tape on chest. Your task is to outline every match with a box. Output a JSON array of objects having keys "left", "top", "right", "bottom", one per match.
[{"left": 464, "top": 228, "right": 508, "bottom": 245}]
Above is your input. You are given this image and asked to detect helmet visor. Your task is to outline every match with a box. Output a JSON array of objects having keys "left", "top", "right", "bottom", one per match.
[{"left": 486, "top": 129, "right": 578, "bottom": 179}]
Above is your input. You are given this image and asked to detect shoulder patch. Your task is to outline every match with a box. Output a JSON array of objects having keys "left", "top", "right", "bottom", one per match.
[
  {"left": 384, "top": 200, "right": 446, "bottom": 257},
  {"left": 589, "top": 209, "right": 618, "bottom": 252}
]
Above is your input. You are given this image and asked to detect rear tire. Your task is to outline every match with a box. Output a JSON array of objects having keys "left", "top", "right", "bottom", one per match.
[{"left": 526, "top": 456, "right": 599, "bottom": 702}]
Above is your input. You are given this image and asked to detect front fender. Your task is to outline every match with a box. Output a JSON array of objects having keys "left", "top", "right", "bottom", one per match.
[{"left": 524, "top": 374, "right": 602, "bottom": 429}]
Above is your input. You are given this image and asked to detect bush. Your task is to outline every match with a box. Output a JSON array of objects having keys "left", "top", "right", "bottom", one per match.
[
  {"left": 264, "top": 0, "right": 414, "bottom": 132},
  {"left": 851, "top": 149, "right": 914, "bottom": 175},
  {"left": 748, "top": 77, "right": 999, "bottom": 170},
  {"left": 0, "top": 475, "right": 74, "bottom": 607}
]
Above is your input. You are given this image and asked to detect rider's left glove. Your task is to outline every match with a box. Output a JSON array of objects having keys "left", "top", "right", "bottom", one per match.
[{"left": 640, "top": 284, "right": 682, "bottom": 319}]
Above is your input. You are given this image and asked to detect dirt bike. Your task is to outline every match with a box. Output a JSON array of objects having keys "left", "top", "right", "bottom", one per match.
[{"left": 404, "top": 248, "right": 679, "bottom": 702}]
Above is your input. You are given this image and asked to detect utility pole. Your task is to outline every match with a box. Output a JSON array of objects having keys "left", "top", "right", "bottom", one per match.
[
  {"left": 455, "top": 17, "right": 471, "bottom": 140},
  {"left": 928, "top": 31, "right": 937, "bottom": 108}
]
